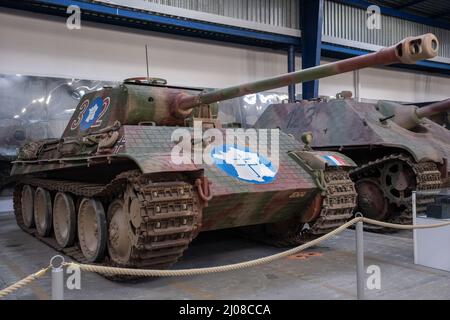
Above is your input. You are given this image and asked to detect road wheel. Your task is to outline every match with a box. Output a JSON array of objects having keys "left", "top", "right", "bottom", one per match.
[
  {"left": 53, "top": 192, "right": 76, "bottom": 248},
  {"left": 355, "top": 178, "right": 389, "bottom": 221},
  {"left": 34, "top": 187, "right": 52, "bottom": 236},
  {"left": 21, "top": 185, "right": 35, "bottom": 228},
  {"left": 78, "top": 198, "right": 107, "bottom": 262},
  {"left": 107, "top": 199, "right": 133, "bottom": 265}
]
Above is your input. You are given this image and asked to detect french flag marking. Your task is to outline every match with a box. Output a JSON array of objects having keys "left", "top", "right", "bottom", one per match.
[{"left": 323, "top": 155, "right": 347, "bottom": 166}]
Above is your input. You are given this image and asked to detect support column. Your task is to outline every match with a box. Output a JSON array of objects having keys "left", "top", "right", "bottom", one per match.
[
  {"left": 353, "top": 70, "right": 361, "bottom": 102},
  {"left": 300, "top": 0, "right": 324, "bottom": 99},
  {"left": 288, "top": 45, "right": 296, "bottom": 102}
]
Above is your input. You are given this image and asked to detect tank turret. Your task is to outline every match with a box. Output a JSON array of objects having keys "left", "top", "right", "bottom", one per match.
[{"left": 377, "top": 98, "right": 450, "bottom": 130}]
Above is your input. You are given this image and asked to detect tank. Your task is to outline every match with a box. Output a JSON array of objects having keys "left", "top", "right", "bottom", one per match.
[
  {"left": 10, "top": 34, "right": 437, "bottom": 271},
  {"left": 255, "top": 57, "right": 448, "bottom": 225}
]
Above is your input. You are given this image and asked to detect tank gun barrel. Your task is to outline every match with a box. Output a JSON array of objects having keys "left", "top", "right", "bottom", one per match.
[
  {"left": 177, "top": 33, "right": 438, "bottom": 111},
  {"left": 416, "top": 98, "right": 450, "bottom": 119},
  {"left": 378, "top": 98, "right": 450, "bottom": 130}
]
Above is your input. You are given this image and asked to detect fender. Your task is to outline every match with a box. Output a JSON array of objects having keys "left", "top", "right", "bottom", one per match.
[{"left": 289, "top": 150, "right": 356, "bottom": 190}]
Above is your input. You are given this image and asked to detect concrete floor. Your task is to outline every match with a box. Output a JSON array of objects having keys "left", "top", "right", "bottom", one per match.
[{"left": 1, "top": 210, "right": 449, "bottom": 300}]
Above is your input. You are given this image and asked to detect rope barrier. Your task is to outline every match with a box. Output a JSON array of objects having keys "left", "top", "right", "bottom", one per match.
[
  {"left": 69, "top": 217, "right": 359, "bottom": 277},
  {"left": 0, "top": 266, "right": 50, "bottom": 298},
  {"left": 362, "top": 217, "right": 450, "bottom": 230},
  {"left": 2, "top": 216, "right": 450, "bottom": 298},
  {"left": 70, "top": 217, "right": 450, "bottom": 277}
]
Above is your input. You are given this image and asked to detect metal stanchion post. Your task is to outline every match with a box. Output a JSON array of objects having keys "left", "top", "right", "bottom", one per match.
[
  {"left": 355, "top": 213, "right": 365, "bottom": 300},
  {"left": 412, "top": 191, "right": 418, "bottom": 264},
  {"left": 50, "top": 255, "right": 65, "bottom": 300}
]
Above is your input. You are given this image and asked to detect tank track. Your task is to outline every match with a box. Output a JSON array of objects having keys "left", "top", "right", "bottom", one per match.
[
  {"left": 268, "top": 168, "right": 357, "bottom": 246},
  {"left": 350, "top": 154, "right": 441, "bottom": 230},
  {"left": 13, "top": 170, "right": 202, "bottom": 279}
]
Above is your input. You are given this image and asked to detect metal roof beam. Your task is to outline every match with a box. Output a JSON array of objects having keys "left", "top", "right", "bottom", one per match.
[
  {"left": 333, "top": 0, "right": 450, "bottom": 30},
  {"left": 394, "top": 0, "right": 426, "bottom": 10},
  {"left": 0, "top": 0, "right": 449, "bottom": 76},
  {"left": 0, "top": 0, "right": 301, "bottom": 49},
  {"left": 429, "top": 9, "right": 450, "bottom": 19}
]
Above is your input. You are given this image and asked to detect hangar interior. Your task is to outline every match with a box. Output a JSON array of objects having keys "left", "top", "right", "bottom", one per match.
[{"left": 1, "top": 0, "right": 450, "bottom": 301}]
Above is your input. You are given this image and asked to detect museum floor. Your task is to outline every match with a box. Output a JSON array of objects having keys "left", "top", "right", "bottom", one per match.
[{"left": 1, "top": 210, "right": 449, "bottom": 300}]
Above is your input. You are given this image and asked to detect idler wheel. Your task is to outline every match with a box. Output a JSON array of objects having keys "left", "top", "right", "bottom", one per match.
[
  {"left": 355, "top": 178, "right": 389, "bottom": 221},
  {"left": 53, "top": 192, "right": 76, "bottom": 248},
  {"left": 21, "top": 185, "right": 35, "bottom": 228},
  {"left": 78, "top": 198, "right": 107, "bottom": 262},
  {"left": 107, "top": 199, "right": 133, "bottom": 265},
  {"left": 33, "top": 187, "right": 53, "bottom": 236}
]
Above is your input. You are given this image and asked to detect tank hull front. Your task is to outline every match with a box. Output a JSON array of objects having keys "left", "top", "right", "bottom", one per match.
[{"left": 120, "top": 126, "right": 320, "bottom": 231}]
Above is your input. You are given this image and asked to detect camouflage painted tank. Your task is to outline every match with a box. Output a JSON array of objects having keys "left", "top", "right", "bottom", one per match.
[
  {"left": 10, "top": 34, "right": 436, "bottom": 271},
  {"left": 255, "top": 34, "right": 444, "bottom": 225}
]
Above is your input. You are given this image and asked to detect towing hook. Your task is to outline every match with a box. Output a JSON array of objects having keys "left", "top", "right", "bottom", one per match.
[{"left": 195, "top": 177, "right": 213, "bottom": 205}]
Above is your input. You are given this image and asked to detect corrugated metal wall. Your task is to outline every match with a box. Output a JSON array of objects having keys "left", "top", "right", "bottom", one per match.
[
  {"left": 141, "top": 0, "right": 450, "bottom": 59},
  {"left": 143, "top": 0, "right": 299, "bottom": 29},
  {"left": 323, "top": 1, "right": 450, "bottom": 59}
]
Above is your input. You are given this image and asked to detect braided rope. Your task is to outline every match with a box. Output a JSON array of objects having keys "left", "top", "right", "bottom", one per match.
[
  {"left": 0, "top": 267, "right": 49, "bottom": 298},
  {"left": 69, "top": 218, "right": 361, "bottom": 277},
  {"left": 69, "top": 217, "right": 450, "bottom": 277},
  {"left": 363, "top": 217, "right": 450, "bottom": 230}
]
